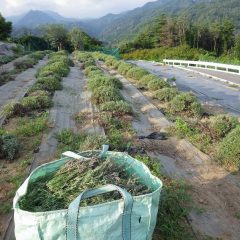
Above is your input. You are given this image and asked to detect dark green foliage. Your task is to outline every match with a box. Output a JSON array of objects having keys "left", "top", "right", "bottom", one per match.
[
  {"left": 0, "top": 70, "right": 15, "bottom": 86},
  {"left": 0, "top": 13, "right": 12, "bottom": 40},
  {"left": 0, "top": 134, "right": 19, "bottom": 160},
  {"left": 154, "top": 87, "right": 178, "bottom": 102},
  {"left": 148, "top": 78, "right": 170, "bottom": 91},
  {"left": 91, "top": 86, "right": 123, "bottom": 105},
  {"left": 217, "top": 126, "right": 240, "bottom": 171},
  {"left": 0, "top": 56, "right": 16, "bottom": 66},
  {"left": 17, "top": 35, "right": 49, "bottom": 51},
  {"left": 170, "top": 93, "right": 203, "bottom": 117}
]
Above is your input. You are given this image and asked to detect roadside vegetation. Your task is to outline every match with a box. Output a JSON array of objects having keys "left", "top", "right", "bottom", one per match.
[
  {"left": 0, "top": 50, "right": 71, "bottom": 232},
  {"left": 92, "top": 52, "right": 240, "bottom": 172}
]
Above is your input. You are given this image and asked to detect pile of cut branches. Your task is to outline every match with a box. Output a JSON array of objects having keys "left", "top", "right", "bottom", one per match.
[{"left": 19, "top": 157, "right": 150, "bottom": 212}]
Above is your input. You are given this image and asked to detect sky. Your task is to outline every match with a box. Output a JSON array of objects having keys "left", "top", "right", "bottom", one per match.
[{"left": 0, "top": 0, "right": 157, "bottom": 18}]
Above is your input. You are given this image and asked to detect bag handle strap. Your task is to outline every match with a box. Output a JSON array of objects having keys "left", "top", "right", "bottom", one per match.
[
  {"left": 62, "top": 145, "right": 109, "bottom": 160},
  {"left": 66, "top": 184, "right": 133, "bottom": 240}
]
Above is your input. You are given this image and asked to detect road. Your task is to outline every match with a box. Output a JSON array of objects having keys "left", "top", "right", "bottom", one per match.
[{"left": 130, "top": 61, "right": 240, "bottom": 116}]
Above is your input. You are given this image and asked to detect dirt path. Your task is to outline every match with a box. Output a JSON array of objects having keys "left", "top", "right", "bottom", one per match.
[
  {"left": 100, "top": 63, "right": 240, "bottom": 240},
  {"left": 0, "top": 56, "right": 28, "bottom": 74},
  {"left": 0, "top": 57, "right": 48, "bottom": 125}
]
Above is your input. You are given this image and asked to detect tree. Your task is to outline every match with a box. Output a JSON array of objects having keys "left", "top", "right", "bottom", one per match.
[
  {"left": 234, "top": 34, "right": 240, "bottom": 59},
  {"left": 0, "top": 13, "right": 12, "bottom": 40},
  {"left": 68, "top": 27, "right": 84, "bottom": 50},
  {"left": 43, "top": 24, "right": 67, "bottom": 51},
  {"left": 221, "top": 19, "right": 234, "bottom": 53}
]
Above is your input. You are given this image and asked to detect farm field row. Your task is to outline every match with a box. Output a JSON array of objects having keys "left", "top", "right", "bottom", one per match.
[{"left": 1, "top": 51, "right": 240, "bottom": 240}]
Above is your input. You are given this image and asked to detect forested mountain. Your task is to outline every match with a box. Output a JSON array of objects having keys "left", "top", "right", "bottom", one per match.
[
  {"left": 81, "top": 0, "right": 240, "bottom": 44},
  {"left": 6, "top": 0, "right": 240, "bottom": 44}
]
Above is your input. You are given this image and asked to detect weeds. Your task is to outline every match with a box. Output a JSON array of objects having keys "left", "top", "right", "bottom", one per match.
[
  {"left": 91, "top": 86, "right": 123, "bottom": 105},
  {"left": 14, "top": 113, "right": 48, "bottom": 137},
  {"left": 99, "top": 101, "right": 132, "bottom": 116},
  {"left": 170, "top": 93, "right": 203, "bottom": 117},
  {"left": 134, "top": 154, "right": 193, "bottom": 240},
  {"left": 154, "top": 87, "right": 179, "bottom": 102},
  {"left": 216, "top": 126, "right": 240, "bottom": 172}
]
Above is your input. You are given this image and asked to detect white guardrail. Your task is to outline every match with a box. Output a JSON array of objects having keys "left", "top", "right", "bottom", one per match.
[{"left": 163, "top": 59, "right": 240, "bottom": 75}]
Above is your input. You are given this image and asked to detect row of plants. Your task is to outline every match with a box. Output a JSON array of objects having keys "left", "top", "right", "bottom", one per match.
[
  {"left": 0, "top": 51, "right": 71, "bottom": 219},
  {"left": 92, "top": 52, "right": 240, "bottom": 172},
  {"left": 74, "top": 51, "right": 133, "bottom": 152},
  {"left": 0, "top": 51, "right": 49, "bottom": 87},
  {"left": 0, "top": 44, "right": 27, "bottom": 67},
  {"left": 52, "top": 51, "right": 194, "bottom": 240}
]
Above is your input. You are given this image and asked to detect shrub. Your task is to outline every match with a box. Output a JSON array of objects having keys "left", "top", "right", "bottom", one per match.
[
  {"left": 48, "top": 55, "right": 73, "bottom": 66},
  {"left": 37, "top": 69, "right": 60, "bottom": 78},
  {"left": 126, "top": 67, "right": 148, "bottom": 81},
  {"left": 29, "top": 51, "right": 45, "bottom": 61},
  {"left": 139, "top": 74, "right": 159, "bottom": 87},
  {"left": 87, "top": 70, "right": 103, "bottom": 78},
  {"left": 170, "top": 93, "right": 203, "bottom": 117},
  {"left": 84, "top": 66, "right": 99, "bottom": 76},
  {"left": 91, "top": 86, "right": 123, "bottom": 104},
  {"left": 21, "top": 95, "right": 52, "bottom": 111},
  {"left": 112, "top": 61, "right": 122, "bottom": 69},
  {"left": 14, "top": 58, "right": 35, "bottom": 70},
  {"left": 148, "top": 78, "right": 170, "bottom": 91},
  {"left": 209, "top": 115, "right": 239, "bottom": 140},
  {"left": 0, "top": 134, "right": 19, "bottom": 160},
  {"left": 88, "top": 75, "right": 123, "bottom": 91},
  {"left": 99, "top": 101, "right": 132, "bottom": 115},
  {"left": 118, "top": 62, "right": 132, "bottom": 75},
  {"left": 37, "top": 76, "right": 62, "bottom": 92},
  {"left": 83, "top": 59, "right": 95, "bottom": 67},
  {"left": 105, "top": 57, "right": 117, "bottom": 67},
  {"left": 217, "top": 126, "right": 240, "bottom": 171},
  {"left": 79, "top": 134, "right": 109, "bottom": 151},
  {"left": 154, "top": 87, "right": 179, "bottom": 102},
  {"left": 41, "top": 61, "right": 69, "bottom": 77}
]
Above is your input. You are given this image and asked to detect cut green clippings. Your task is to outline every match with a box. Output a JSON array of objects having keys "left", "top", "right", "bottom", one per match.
[{"left": 19, "top": 156, "right": 150, "bottom": 212}]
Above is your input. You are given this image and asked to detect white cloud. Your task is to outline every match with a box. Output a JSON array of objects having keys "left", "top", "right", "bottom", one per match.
[{"left": 0, "top": 0, "right": 157, "bottom": 18}]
